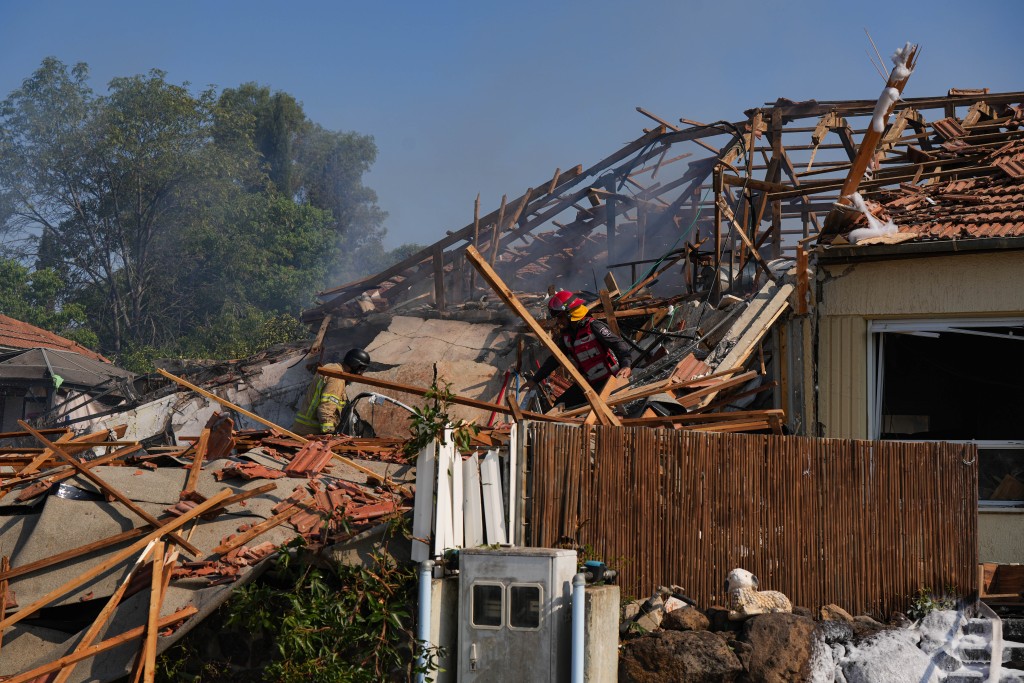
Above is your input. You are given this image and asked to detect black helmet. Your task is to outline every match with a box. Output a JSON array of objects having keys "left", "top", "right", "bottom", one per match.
[{"left": 343, "top": 348, "right": 371, "bottom": 373}]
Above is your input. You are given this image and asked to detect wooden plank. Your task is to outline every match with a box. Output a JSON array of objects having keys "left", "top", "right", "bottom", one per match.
[
  {"left": 52, "top": 541, "right": 159, "bottom": 683},
  {"left": 676, "top": 371, "right": 759, "bottom": 410},
  {"left": 465, "top": 245, "right": 620, "bottom": 426},
  {"left": 308, "top": 314, "right": 333, "bottom": 361},
  {"left": 0, "top": 489, "right": 232, "bottom": 630},
  {"left": 583, "top": 376, "right": 620, "bottom": 426},
  {"left": 506, "top": 392, "right": 524, "bottom": 423},
  {"left": 549, "top": 364, "right": 746, "bottom": 418},
  {"left": 182, "top": 428, "right": 209, "bottom": 495},
  {"left": 319, "top": 369, "right": 561, "bottom": 424},
  {"left": 599, "top": 289, "right": 621, "bottom": 337},
  {"left": 213, "top": 502, "right": 308, "bottom": 555},
  {"left": 488, "top": 194, "right": 507, "bottom": 266},
  {"left": 18, "top": 421, "right": 200, "bottom": 557},
  {"left": 5, "top": 445, "right": 139, "bottom": 499},
  {"left": 837, "top": 45, "right": 919, "bottom": 201},
  {"left": 0, "top": 483, "right": 276, "bottom": 584},
  {"left": 155, "top": 369, "right": 411, "bottom": 497},
  {"left": 3, "top": 608, "right": 198, "bottom": 683},
  {"left": 622, "top": 409, "right": 784, "bottom": 426},
  {"left": 432, "top": 243, "right": 446, "bottom": 312}
]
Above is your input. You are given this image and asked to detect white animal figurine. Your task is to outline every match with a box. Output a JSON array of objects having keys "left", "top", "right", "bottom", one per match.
[{"left": 725, "top": 568, "right": 792, "bottom": 621}]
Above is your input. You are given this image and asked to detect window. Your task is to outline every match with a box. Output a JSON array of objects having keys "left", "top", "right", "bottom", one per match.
[
  {"left": 867, "top": 318, "right": 1024, "bottom": 506},
  {"left": 508, "top": 584, "right": 543, "bottom": 630},
  {"left": 471, "top": 583, "right": 504, "bottom": 628}
]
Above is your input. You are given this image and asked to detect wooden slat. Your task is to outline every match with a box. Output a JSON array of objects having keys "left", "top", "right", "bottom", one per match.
[
  {"left": 528, "top": 424, "right": 977, "bottom": 619},
  {"left": 2, "top": 607, "right": 198, "bottom": 683},
  {"left": 0, "top": 489, "right": 232, "bottom": 630},
  {"left": 18, "top": 421, "right": 200, "bottom": 557},
  {"left": 465, "top": 245, "right": 620, "bottom": 426},
  {"left": 156, "top": 369, "right": 412, "bottom": 497}
]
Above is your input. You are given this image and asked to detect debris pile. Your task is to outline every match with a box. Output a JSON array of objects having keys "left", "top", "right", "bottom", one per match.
[{"left": 0, "top": 401, "right": 416, "bottom": 682}]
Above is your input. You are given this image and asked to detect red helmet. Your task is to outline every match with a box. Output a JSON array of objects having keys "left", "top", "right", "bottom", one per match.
[{"left": 548, "top": 290, "right": 583, "bottom": 316}]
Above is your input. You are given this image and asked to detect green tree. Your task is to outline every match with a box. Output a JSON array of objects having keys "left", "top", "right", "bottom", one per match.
[
  {"left": 0, "top": 258, "right": 98, "bottom": 348},
  {"left": 2, "top": 60, "right": 391, "bottom": 363},
  {"left": 0, "top": 59, "right": 242, "bottom": 353}
]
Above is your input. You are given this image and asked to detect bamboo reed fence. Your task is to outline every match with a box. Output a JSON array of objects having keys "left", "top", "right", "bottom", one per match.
[{"left": 526, "top": 424, "right": 978, "bottom": 619}]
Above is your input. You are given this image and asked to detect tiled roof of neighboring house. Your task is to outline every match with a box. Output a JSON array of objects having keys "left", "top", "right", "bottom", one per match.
[
  {"left": 0, "top": 313, "right": 108, "bottom": 363},
  {"left": 881, "top": 139, "right": 1024, "bottom": 241}
]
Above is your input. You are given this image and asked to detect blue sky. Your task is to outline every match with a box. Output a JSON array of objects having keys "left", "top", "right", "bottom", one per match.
[{"left": 1, "top": 0, "right": 1020, "bottom": 249}]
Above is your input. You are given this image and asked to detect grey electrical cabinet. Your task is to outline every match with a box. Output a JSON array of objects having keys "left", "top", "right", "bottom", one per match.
[{"left": 458, "top": 547, "right": 577, "bottom": 682}]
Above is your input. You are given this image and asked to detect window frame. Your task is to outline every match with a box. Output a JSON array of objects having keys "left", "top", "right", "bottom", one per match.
[
  {"left": 867, "top": 317, "right": 1024, "bottom": 508},
  {"left": 470, "top": 581, "right": 505, "bottom": 630},
  {"left": 507, "top": 582, "right": 545, "bottom": 631}
]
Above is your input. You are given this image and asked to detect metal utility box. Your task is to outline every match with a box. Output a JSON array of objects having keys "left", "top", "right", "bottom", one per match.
[{"left": 458, "top": 547, "right": 577, "bottom": 682}]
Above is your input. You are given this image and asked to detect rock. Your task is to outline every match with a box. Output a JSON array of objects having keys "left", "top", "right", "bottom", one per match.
[
  {"left": 840, "top": 629, "right": 940, "bottom": 683},
  {"left": 816, "top": 619, "right": 854, "bottom": 645},
  {"left": 706, "top": 605, "right": 742, "bottom": 633},
  {"left": 662, "top": 607, "right": 710, "bottom": 632},
  {"left": 888, "top": 611, "right": 912, "bottom": 628},
  {"left": 742, "top": 612, "right": 817, "bottom": 683},
  {"left": 916, "top": 610, "right": 961, "bottom": 654},
  {"left": 619, "top": 630, "right": 743, "bottom": 683},
  {"left": 622, "top": 599, "right": 642, "bottom": 622},
  {"left": 851, "top": 615, "right": 889, "bottom": 642},
  {"left": 731, "top": 639, "right": 753, "bottom": 671},
  {"left": 820, "top": 604, "right": 854, "bottom": 621}
]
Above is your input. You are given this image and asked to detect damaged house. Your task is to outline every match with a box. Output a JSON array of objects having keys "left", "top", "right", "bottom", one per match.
[
  {"left": 0, "top": 315, "right": 137, "bottom": 432},
  {"left": 1, "top": 37, "right": 1023, "bottom": 679}
]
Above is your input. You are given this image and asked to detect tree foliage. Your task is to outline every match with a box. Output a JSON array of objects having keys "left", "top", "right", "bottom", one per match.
[{"left": 0, "top": 60, "right": 398, "bottom": 367}]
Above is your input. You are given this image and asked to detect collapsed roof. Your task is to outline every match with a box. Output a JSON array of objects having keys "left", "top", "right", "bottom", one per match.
[{"left": 304, "top": 86, "right": 1023, "bottom": 324}]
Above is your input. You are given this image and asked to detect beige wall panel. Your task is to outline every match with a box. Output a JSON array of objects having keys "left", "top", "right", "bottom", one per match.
[
  {"left": 820, "top": 251, "right": 1024, "bottom": 318},
  {"left": 979, "top": 512, "right": 1024, "bottom": 564},
  {"left": 818, "top": 315, "right": 868, "bottom": 439}
]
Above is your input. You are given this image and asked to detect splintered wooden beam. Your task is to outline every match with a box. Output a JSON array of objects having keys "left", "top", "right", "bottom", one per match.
[
  {"left": 2, "top": 607, "right": 198, "bottom": 683},
  {"left": 182, "top": 428, "right": 209, "bottom": 495},
  {"left": 155, "top": 369, "right": 411, "bottom": 497},
  {"left": 599, "top": 289, "right": 622, "bottom": 336},
  {"left": 0, "top": 483, "right": 277, "bottom": 584},
  {"left": 18, "top": 421, "right": 200, "bottom": 556},
  {"left": 837, "top": 43, "right": 919, "bottom": 203},
  {"left": 0, "top": 488, "right": 232, "bottom": 630},
  {"left": 317, "top": 368, "right": 561, "bottom": 423},
  {"left": 465, "top": 245, "right": 620, "bottom": 426},
  {"left": 12, "top": 445, "right": 141, "bottom": 502},
  {"left": 213, "top": 500, "right": 309, "bottom": 555},
  {"left": 52, "top": 540, "right": 160, "bottom": 683},
  {"left": 549, "top": 364, "right": 747, "bottom": 418}
]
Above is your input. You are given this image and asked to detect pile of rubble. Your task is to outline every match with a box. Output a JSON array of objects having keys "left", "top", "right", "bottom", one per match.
[{"left": 0, "top": 396, "right": 419, "bottom": 682}]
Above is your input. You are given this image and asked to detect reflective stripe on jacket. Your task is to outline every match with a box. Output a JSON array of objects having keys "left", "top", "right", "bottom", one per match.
[
  {"left": 561, "top": 318, "right": 619, "bottom": 382},
  {"left": 294, "top": 363, "right": 347, "bottom": 432}
]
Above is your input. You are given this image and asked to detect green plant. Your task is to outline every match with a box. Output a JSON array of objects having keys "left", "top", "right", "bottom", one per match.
[
  {"left": 907, "top": 585, "right": 958, "bottom": 621},
  {"left": 404, "top": 371, "right": 479, "bottom": 457},
  {"left": 157, "top": 526, "right": 434, "bottom": 682}
]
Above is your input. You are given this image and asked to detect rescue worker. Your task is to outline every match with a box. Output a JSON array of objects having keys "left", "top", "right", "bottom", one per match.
[
  {"left": 526, "top": 291, "right": 633, "bottom": 409},
  {"left": 291, "top": 348, "right": 371, "bottom": 435}
]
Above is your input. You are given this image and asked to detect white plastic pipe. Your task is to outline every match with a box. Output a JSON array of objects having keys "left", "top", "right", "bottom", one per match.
[
  {"left": 416, "top": 560, "right": 435, "bottom": 683},
  {"left": 571, "top": 572, "right": 586, "bottom": 683}
]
